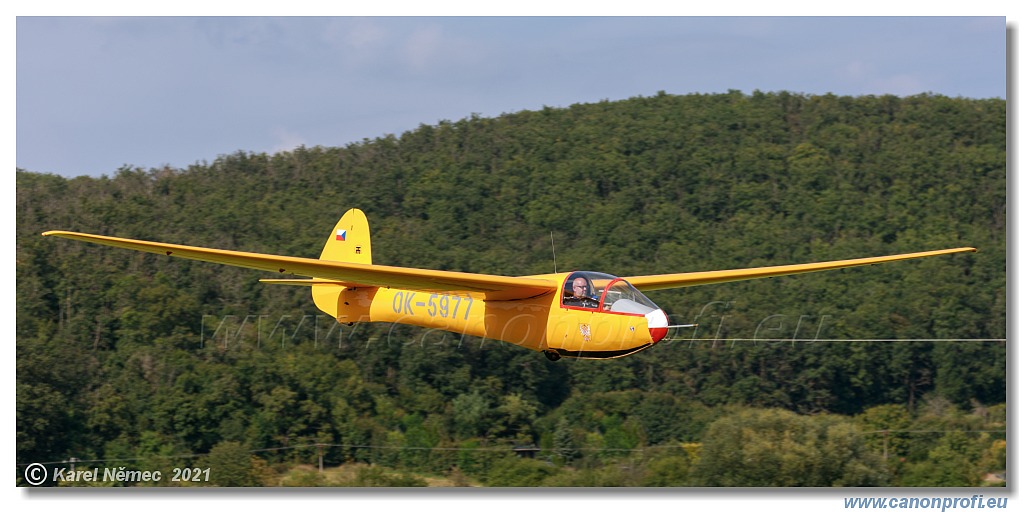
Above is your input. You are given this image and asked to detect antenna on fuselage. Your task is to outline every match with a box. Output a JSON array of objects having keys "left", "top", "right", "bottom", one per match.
[{"left": 550, "top": 231, "right": 558, "bottom": 273}]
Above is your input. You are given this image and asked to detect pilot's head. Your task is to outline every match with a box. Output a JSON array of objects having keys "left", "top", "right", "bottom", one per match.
[{"left": 572, "top": 277, "right": 589, "bottom": 298}]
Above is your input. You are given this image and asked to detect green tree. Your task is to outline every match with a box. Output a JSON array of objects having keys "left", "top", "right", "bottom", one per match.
[
  {"left": 856, "top": 404, "right": 913, "bottom": 460},
  {"left": 900, "top": 432, "right": 981, "bottom": 486},
  {"left": 552, "top": 417, "right": 580, "bottom": 465},
  {"left": 451, "top": 391, "right": 491, "bottom": 438},
  {"left": 203, "top": 440, "right": 264, "bottom": 487},
  {"left": 495, "top": 393, "right": 538, "bottom": 440},
  {"left": 16, "top": 92, "right": 1005, "bottom": 487},
  {"left": 642, "top": 455, "right": 693, "bottom": 486},
  {"left": 485, "top": 456, "right": 558, "bottom": 487},
  {"left": 694, "top": 408, "right": 888, "bottom": 486}
]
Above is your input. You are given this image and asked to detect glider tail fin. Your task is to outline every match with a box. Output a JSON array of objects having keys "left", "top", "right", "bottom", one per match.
[
  {"left": 320, "top": 208, "right": 372, "bottom": 264},
  {"left": 313, "top": 208, "right": 374, "bottom": 321}
]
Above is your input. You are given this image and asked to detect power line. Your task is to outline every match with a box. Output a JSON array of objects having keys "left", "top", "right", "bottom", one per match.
[
  {"left": 664, "top": 338, "right": 1006, "bottom": 343},
  {"left": 17, "top": 452, "right": 203, "bottom": 467},
  {"left": 17, "top": 428, "right": 1007, "bottom": 467},
  {"left": 863, "top": 429, "right": 1006, "bottom": 434}
]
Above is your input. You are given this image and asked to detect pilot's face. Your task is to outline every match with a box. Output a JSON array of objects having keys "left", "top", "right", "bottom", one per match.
[{"left": 572, "top": 278, "right": 588, "bottom": 297}]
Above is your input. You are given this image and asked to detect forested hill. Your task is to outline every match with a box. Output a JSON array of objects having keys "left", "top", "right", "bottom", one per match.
[{"left": 17, "top": 91, "right": 1006, "bottom": 486}]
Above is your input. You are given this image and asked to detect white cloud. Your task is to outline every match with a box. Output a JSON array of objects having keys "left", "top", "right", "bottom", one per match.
[
  {"left": 270, "top": 127, "right": 309, "bottom": 154},
  {"left": 402, "top": 24, "right": 446, "bottom": 73},
  {"left": 842, "top": 60, "right": 872, "bottom": 81},
  {"left": 335, "top": 17, "right": 388, "bottom": 49},
  {"left": 871, "top": 74, "right": 927, "bottom": 97}
]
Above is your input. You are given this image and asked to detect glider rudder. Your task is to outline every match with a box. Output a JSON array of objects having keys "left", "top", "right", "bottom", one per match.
[
  {"left": 321, "top": 208, "right": 372, "bottom": 265},
  {"left": 312, "top": 208, "right": 374, "bottom": 320}
]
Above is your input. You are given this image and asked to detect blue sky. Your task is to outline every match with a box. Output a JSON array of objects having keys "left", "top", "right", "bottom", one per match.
[{"left": 16, "top": 16, "right": 1007, "bottom": 177}]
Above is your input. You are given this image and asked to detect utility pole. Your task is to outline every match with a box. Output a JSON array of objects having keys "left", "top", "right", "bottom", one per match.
[{"left": 317, "top": 444, "right": 324, "bottom": 474}]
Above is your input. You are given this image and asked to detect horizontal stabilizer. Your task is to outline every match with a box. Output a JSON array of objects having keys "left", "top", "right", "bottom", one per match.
[{"left": 259, "top": 279, "right": 350, "bottom": 286}]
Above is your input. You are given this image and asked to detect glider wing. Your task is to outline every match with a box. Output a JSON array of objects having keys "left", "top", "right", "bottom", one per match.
[
  {"left": 623, "top": 247, "right": 977, "bottom": 292},
  {"left": 41, "top": 231, "right": 555, "bottom": 300}
]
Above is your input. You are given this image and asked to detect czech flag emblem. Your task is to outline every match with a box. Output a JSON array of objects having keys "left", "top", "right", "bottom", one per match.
[{"left": 336, "top": 229, "right": 347, "bottom": 241}]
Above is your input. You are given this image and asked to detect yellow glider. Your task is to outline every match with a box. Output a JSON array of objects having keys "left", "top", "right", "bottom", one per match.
[{"left": 43, "top": 208, "right": 976, "bottom": 360}]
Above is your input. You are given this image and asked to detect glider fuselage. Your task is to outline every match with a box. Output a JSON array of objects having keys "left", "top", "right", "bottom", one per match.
[{"left": 318, "top": 271, "right": 669, "bottom": 360}]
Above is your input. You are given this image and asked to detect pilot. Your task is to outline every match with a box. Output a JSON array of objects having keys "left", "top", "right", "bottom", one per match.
[{"left": 564, "top": 276, "right": 599, "bottom": 309}]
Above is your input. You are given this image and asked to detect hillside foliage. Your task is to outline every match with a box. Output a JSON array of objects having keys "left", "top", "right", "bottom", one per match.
[{"left": 16, "top": 91, "right": 1006, "bottom": 486}]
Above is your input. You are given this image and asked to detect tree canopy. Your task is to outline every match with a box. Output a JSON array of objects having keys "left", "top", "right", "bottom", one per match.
[{"left": 16, "top": 91, "right": 1005, "bottom": 486}]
